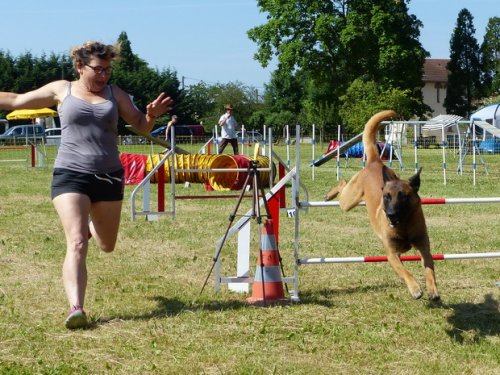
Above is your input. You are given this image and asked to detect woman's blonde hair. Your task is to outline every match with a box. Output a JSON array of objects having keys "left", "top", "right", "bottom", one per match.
[{"left": 70, "top": 41, "right": 120, "bottom": 69}]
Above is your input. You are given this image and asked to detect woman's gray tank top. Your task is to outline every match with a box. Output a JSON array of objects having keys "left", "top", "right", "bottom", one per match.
[{"left": 54, "top": 82, "right": 121, "bottom": 174}]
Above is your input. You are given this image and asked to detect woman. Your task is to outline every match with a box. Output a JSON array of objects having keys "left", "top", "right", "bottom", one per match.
[{"left": 0, "top": 41, "right": 173, "bottom": 329}]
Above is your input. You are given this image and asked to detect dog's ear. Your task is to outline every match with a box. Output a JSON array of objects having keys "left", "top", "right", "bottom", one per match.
[
  {"left": 382, "top": 165, "right": 396, "bottom": 184},
  {"left": 408, "top": 168, "right": 422, "bottom": 193}
]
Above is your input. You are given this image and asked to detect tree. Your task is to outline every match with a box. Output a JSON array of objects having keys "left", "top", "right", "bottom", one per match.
[
  {"left": 197, "top": 82, "right": 261, "bottom": 131},
  {"left": 444, "top": 9, "right": 482, "bottom": 117},
  {"left": 481, "top": 16, "right": 500, "bottom": 96},
  {"left": 300, "top": 77, "right": 341, "bottom": 133},
  {"left": 263, "top": 70, "right": 303, "bottom": 115},
  {"left": 0, "top": 33, "right": 186, "bottom": 130},
  {"left": 258, "top": 70, "right": 304, "bottom": 128},
  {"left": 180, "top": 81, "right": 264, "bottom": 131},
  {"left": 112, "top": 32, "right": 182, "bottom": 128},
  {"left": 248, "top": 0, "right": 428, "bottom": 130},
  {"left": 182, "top": 82, "right": 215, "bottom": 126},
  {"left": 0, "top": 51, "right": 15, "bottom": 92},
  {"left": 0, "top": 51, "right": 15, "bottom": 118}
]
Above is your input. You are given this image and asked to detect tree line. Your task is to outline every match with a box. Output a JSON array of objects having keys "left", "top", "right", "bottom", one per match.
[
  {"left": 0, "top": 2, "right": 498, "bottom": 137},
  {"left": 249, "top": 1, "right": 499, "bottom": 133},
  {"left": 0, "top": 32, "right": 264, "bottom": 135}
]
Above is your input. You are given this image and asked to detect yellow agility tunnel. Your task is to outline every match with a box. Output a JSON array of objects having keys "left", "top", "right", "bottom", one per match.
[{"left": 121, "top": 153, "right": 274, "bottom": 191}]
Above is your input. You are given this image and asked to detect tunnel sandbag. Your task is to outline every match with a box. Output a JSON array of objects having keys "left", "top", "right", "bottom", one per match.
[{"left": 120, "top": 153, "right": 148, "bottom": 185}]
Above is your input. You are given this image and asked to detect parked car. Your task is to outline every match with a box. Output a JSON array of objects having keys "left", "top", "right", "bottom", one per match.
[
  {"left": 45, "top": 127, "right": 62, "bottom": 146},
  {"left": 0, "top": 124, "right": 45, "bottom": 144},
  {"left": 236, "top": 130, "right": 263, "bottom": 143},
  {"left": 151, "top": 124, "right": 205, "bottom": 140}
]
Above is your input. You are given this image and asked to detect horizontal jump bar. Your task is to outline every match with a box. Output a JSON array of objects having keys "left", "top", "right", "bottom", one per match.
[
  {"left": 175, "top": 195, "right": 253, "bottom": 200},
  {"left": 300, "top": 197, "right": 500, "bottom": 208},
  {"left": 298, "top": 252, "right": 500, "bottom": 265}
]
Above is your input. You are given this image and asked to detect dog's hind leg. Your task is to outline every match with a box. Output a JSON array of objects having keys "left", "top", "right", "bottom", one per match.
[
  {"left": 324, "top": 172, "right": 365, "bottom": 211},
  {"left": 336, "top": 173, "right": 365, "bottom": 211},
  {"left": 386, "top": 250, "right": 423, "bottom": 299},
  {"left": 324, "top": 179, "right": 347, "bottom": 201}
]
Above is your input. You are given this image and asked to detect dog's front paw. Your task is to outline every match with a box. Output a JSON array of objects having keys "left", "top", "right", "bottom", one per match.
[{"left": 410, "top": 287, "right": 423, "bottom": 299}]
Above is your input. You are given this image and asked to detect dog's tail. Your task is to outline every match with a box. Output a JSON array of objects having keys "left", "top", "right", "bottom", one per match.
[{"left": 362, "top": 110, "right": 397, "bottom": 163}]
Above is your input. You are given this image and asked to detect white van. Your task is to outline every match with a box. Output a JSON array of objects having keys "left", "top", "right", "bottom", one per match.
[{"left": 45, "top": 128, "right": 62, "bottom": 146}]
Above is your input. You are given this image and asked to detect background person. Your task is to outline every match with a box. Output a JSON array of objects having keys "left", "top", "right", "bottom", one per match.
[
  {"left": 0, "top": 40, "right": 173, "bottom": 329},
  {"left": 218, "top": 104, "right": 239, "bottom": 154},
  {"left": 165, "top": 114, "right": 178, "bottom": 142}
]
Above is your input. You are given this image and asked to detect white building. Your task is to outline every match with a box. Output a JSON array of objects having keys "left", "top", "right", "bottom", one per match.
[{"left": 422, "top": 59, "right": 449, "bottom": 118}]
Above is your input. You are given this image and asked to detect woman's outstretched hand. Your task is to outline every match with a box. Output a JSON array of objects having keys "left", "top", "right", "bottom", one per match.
[{"left": 146, "top": 92, "right": 174, "bottom": 118}]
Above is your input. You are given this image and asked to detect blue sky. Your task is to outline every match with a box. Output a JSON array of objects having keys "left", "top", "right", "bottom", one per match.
[{"left": 2, "top": 1, "right": 497, "bottom": 91}]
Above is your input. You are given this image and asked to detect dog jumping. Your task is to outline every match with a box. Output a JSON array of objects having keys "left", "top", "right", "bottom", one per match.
[{"left": 325, "top": 110, "right": 440, "bottom": 300}]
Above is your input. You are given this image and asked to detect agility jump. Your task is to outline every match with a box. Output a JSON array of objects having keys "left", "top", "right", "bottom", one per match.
[
  {"left": 217, "top": 124, "right": 500, "bottom": 302},
  {"left": 127, "top": 127, "right": 277, "bottom": 221}
]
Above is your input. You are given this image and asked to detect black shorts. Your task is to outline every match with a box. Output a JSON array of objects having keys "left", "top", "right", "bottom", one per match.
[{"left": 51, "top": 168, "right": 125, "bottom": 202}]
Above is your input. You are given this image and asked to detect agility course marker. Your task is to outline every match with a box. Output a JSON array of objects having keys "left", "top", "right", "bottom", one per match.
[
  {"left": 0, "top": 145, "right": 30, "bottom": 164},
  {"left": 299, "top": 252, "right": 500, "bottom": 265},
  {"left": 0, "top": 144, "right": 46, "bottom": 168},
  {"left": 247, "top": 219, "right": 288, "bottom": 306}
]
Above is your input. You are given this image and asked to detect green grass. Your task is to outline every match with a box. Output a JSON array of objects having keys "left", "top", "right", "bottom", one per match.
[{"left": 0, "top": 143, "right": 499, "bottom": 374}]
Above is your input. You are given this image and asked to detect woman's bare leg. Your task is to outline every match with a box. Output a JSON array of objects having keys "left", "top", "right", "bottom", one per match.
[
  {"left": 89, "top": 200, "right": 123, "bottom": 252},
  {"left": 53, "top": 193, "right": 91, "bottom": 308}
]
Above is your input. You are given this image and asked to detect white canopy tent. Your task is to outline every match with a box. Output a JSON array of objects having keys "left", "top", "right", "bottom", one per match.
[
  {"left": 421, "top": 114, "right": 463, "bottom": 185},
  {"left": 463, "top": 103, "right": 500, "bottom": 184},
  {"left": 470, "top": 103, "right": 500, "bottom": 130}
]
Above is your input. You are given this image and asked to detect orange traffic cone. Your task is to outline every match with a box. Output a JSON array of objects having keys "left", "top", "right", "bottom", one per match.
[{"left": 247, "top": 219, "right": 288, "bottom": 306}]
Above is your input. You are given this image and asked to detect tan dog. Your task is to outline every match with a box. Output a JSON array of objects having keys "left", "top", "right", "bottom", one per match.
[{"left": 325, "top": 110, "right": 440, "bottom": 300}]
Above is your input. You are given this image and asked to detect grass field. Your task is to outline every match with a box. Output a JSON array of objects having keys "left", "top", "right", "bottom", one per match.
[{"left": 0, "top": 141, "right": 499, "bottom": 375}]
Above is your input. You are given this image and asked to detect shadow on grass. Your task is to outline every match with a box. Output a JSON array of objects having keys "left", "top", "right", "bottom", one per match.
[
  {"left": 430, "top": 293, "right": 500, "bottom": 344},
  {"left": 298, "top": 283, "right": 398, "bottom": 306},
  {"left": 88, "top": 285, "right": 347, "bottom": 329},
  {"left": 87, "top": 296, "right": 251, "bottom": 329}
]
